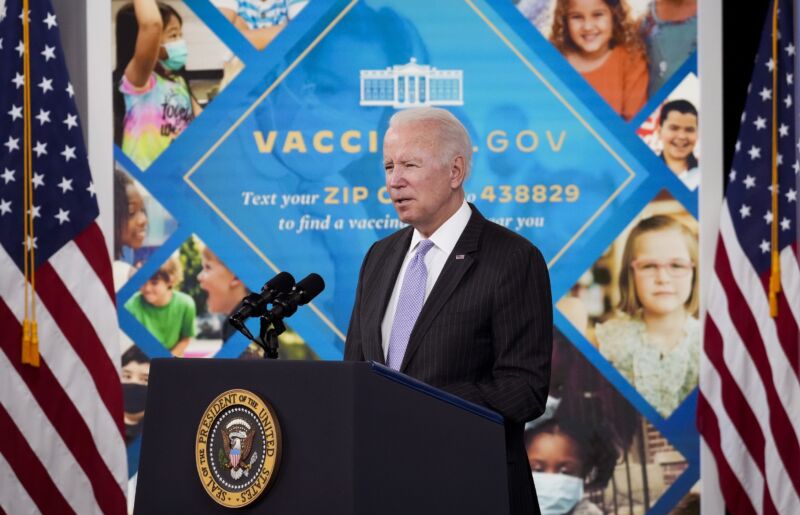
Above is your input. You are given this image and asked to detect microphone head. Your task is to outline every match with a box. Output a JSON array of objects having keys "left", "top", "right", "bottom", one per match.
[
  {"left": 263, "top": 271, "right": 295, "bottom": 294},
  {"left": 295, "top": 273, "right": 325, "bottom": 304}
]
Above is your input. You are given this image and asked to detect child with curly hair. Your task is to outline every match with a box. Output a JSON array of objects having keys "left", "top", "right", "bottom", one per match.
[{"left": 550, "top": 0, "right": 648, "bottom": 121}]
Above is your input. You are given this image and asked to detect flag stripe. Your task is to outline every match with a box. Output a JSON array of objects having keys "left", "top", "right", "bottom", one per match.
[
  {"left": 715, "top": 228, "right": 800, "bottom": 495},
  {"left": 697, "top": 393, "right": 759, "bottom": 515},
  {"left": 49, "top": 238, "right": 120, "bottom": 365},
  {"left": 780, "top": 246, "right": 800, "bottom": 339},
  {"left": 34, "top": 263, "right": 124, "bottom": 432},
  {"left": 0, "top": 302, "right": 126, "bottom": 514},
  {"left": 703, "top": 315, "right": 765, "bottom": 470},
  {"left": 704, "top": 314, "right": 785, "bottom": 515},
  {"left": 0, "top": 408, "right": 72, "bottom": 515},
  {"left": 758, "top": 271, "right": 800, "bottom": 376},
  {"left": 0, "top": 246, "right": 126, "bottom": 486},
  {"left": 0, "top": 352, "right": 100, "bottom": 514},
  {"left": 0, "top": 451, "right": 41, "bottom": 515},
  {"left": 73, "top": 222, "right": 115, "bottom": 304}
]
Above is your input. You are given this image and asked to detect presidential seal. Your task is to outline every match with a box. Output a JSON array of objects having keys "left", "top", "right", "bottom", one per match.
[{"left": 195, "top": 389, "right": 281, "bottom": 508}]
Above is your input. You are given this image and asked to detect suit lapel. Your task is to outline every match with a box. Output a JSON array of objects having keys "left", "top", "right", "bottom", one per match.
[
  {"left": 364, "top": 229, "right": 412, "bottom": 364},
  {"left": 400, "top": 207, "right": 485, "bottom": 372}
]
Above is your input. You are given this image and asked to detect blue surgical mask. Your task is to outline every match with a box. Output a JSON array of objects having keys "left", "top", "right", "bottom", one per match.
[
  {"left": 532, "top": 472, "right": 584, "bottom": 515},
  {"left": 160, "top": 39, "right": 188, "bottom": 71}
]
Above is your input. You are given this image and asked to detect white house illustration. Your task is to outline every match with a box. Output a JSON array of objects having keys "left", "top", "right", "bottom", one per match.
[{"left": 360, "top": 58, "right": 464, "bottom": 108}]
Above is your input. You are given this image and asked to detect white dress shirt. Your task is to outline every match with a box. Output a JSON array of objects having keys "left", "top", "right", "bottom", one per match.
[{"left": 381, "top": 200, "right": 472, "bottom": 359}]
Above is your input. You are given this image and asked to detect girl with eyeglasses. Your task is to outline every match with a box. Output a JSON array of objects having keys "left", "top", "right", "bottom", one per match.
[{"left": 595, "top": 215, "right": 699, "bottom": 417}]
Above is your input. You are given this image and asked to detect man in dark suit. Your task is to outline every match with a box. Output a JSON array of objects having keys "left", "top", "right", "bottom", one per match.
[{"left": 344, "top": 107, "right": 552, "bottom": 515}]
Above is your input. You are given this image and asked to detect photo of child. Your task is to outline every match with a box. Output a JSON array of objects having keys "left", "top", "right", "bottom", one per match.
[
  {"left": 121, "top": 345, "right": 151, "bottom": 445},
  {"left": 113, "top": 166, "right": 177, "bottom": 291},
  {"left": 124, "top": 256, "right": 197, "bottom": 356},
  {"left": 527, "top": 416, "right": 618, "bottom": 515},
  {"left": 656, "top": 99, "right": 699, "bottom": 190},
  {"left": 197, "top": 244, "right": 251, "bottom": 341},
  {"left": 639, "top": 0, "right": 697, "bottom": 96},
  {"left": 549, "top": 0, "right": 648, "bottom": 120},
  {"left": 526, "top": 331, "right": 691, "bottom": 513},
  {"left": 113, "top": 0, "right": 202, "bottom": 170},
  {"left": 559, "top": 194, "right": 699, "bottom": 418},
  {"left": 113, "top": 168, "right": 148, "bottom": 290}
]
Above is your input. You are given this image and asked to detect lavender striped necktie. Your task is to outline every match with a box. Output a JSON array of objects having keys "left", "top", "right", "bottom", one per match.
[{"left": 386, "top": 239, "right": 435, "bottom": 370}]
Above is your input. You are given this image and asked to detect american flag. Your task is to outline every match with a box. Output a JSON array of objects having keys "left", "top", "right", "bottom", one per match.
[
  {"left": 0, "top": 0, "right": 127, "bottom": 513},
  {"left": 698, "top": 0, "right": 800, "bottom": 513}
]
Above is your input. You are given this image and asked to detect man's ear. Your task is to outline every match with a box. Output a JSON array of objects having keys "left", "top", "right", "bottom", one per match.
[
  {"left": 230, "top": 277, "right": 242, "bottom": 289},
  {"left": 449, "top": 155, "right": 466, "bottom": 189}
]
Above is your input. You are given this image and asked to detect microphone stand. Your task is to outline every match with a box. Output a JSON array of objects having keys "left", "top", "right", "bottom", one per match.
[{"left": 257, "top": 315, "right": 286, "bottom": 360}]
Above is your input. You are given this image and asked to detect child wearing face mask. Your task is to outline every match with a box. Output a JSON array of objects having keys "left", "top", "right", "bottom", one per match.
[
  {"left": 526, "top": 417, "right": 618, "bottom": 515},
  {"left": 549, "top": 0, "right": 648, "bottom": 121},
  {"left": 113, "top": 0, "right": 201, "bottom": 170},
  {"left": 595, "top": 215, "right": 700, "bottom": 417}
]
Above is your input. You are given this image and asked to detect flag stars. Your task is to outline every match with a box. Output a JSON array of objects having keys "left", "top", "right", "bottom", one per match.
[
  {"left": 86, "top": 182, "right": 96, "bottom": 197},
  {"left": 63, "top": 113, "right": 78, "bottom": 130},
  {"left": 23, "top": 236, "right": 37, "bottom": 250},
  {"left": 759, "top": 87, "right": 772, "bottom": 101},
  {"left": 66, "top": 83, "right": 74, "bottom": 98},
  {"left": 57, "top": 177, "right": 73, "bottom": 193},
  {"left": 780, "top": 218, "right": 791, "bottom": 231},
  {"left": 753, "top": 116, "right": 767, "bottom": 130},
  {"left": 787, "top": 188, "right": 798, "bottom": 202},
  {"left": 788, "top": 73, "right": 794, "bottom": 85},
  {"left": 759, "top": 239, "right": 770, "bottom": 253},
  {"left": 32, "top": 172, "right": 44, "bottom": 189},
  {"left": 794, "top": 160, "right": 800, "bottom": 174},
  {"left": 35, "top": 109, "right": 50, "bottom": 125},
  {"left": 766, "top": 58, "right": 775, "bottom": 71},
  {"left": 28, "top": 204, "right": 41, "bottom": 219},
  {"left": 32, "top": 141, "right": 47, "bottom": 157},
  {"left": 748, "top": 145, "right": 761, "bottom": 160},
  {"left": 38, "top": 77, "right": 53, "bottom": 94},
  {"left": 0, "top": 199, "right": 11, "bottom": 216},
  {"left": 729, "top": 169, "right": 737, "bottom": 182},
  {"left": 54, "top": 208, "right": 70, "bottom": 225},
  {"left": 4, "top": 136, "right": 19, "bottom": 153},
  {"left": 764, "top": 210, "right": 773, "bottom": 224},
  {"left": 41, "top": 45, "right": 55, "bottom": 62},
  {"left": 785, "top": 94, "right": 793, "bottom": 108},
  {"left": 12, "top": 72, "right": 24, "bottom": 89},
  {"left": 61, "top": 145, "right": 76, "bottom": 162},
  {"left": 43, "top": 12, "right": 57, "bottom": 29},
  {"left": 735, "top": 140, "right": 741, "bottom": 153},
  {"left": 741, "top": 111, "right": 747, "bottom": 123},
  {"left": 779, "top": 123, "right": 789, "bottom": 137},
  {"left": 8, "top": 104, "right": 22, "bottom": 121},
  {"left": 739, "top": 204, "right": 751, "bottom": 218},
  {"left": 2, "top": 168, "right": 15, "bottom": 184},
  {"left": 15, "top": 40, "right": 24, "bottom": 57},
  {"left": 743, "top": 175, "right": 756, "bottom": 189},
  {"left": 777, "top": 153, "right": 784, "bottom": 166},
  {"left": 786, "top": 42, "right": 796, "bottom": 56}
]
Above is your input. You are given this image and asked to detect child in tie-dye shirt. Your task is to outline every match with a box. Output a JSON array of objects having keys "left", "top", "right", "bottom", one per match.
[{"left": 114, "top": 0, "right": 200, "bottom": 170}]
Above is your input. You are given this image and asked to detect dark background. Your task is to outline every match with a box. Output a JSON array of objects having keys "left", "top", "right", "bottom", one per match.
[{"left": 723, "top": 1, "right": 773, "bottom": 188}]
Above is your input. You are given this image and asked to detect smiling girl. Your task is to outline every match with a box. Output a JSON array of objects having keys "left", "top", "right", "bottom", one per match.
[
  {"left": 114, "top": 0, "right": 201, "bottom": 170},
  {"left": 550, "top": 0, "right": 648, "bottom": 121},
  {"left": 595, "top": 215, "right": 699, "bottom": 417}
]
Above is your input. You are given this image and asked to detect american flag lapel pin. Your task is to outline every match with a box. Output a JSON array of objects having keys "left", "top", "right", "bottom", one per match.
[{"left": 455, "top": 254, "right": 465, "bottom": 260}]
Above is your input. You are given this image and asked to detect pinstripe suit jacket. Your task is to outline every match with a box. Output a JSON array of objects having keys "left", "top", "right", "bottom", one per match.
[{"left": 344, "top": 205, "right": 552, "bottom": 515}]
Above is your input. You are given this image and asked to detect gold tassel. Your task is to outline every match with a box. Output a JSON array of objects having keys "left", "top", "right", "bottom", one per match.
[{"left": 21, "top": 319, "right": 32, "bottom": 364}]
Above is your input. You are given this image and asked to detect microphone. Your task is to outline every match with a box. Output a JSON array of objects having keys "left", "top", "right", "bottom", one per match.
[
  {"left": 229, "top": 271, "right": 295, "bottom": 327},
  {"left": 264, "top": 273, "right": 325, "bottom": 321}
]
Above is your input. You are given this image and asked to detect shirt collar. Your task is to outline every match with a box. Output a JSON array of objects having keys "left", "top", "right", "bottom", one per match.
[{"left": 408, "top": 200, "right": 471, "bottom": 256}]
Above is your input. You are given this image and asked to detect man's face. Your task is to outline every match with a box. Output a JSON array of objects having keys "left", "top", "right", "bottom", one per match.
[
  {"left": 659, "top": 110, "right": 698, "bottom": 164},
  {"left": 383, "top": 121, "right": 465, "bottom": 237}
]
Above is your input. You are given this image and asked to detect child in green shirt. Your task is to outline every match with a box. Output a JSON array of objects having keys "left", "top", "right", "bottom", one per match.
[{"left": 125, "top": 257, "right": 196, "bottom": 356}]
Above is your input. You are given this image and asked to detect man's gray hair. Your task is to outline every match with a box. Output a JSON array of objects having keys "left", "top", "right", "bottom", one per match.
[{"left": 388, "top": 107, "right": 473, "bottom": 177}]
